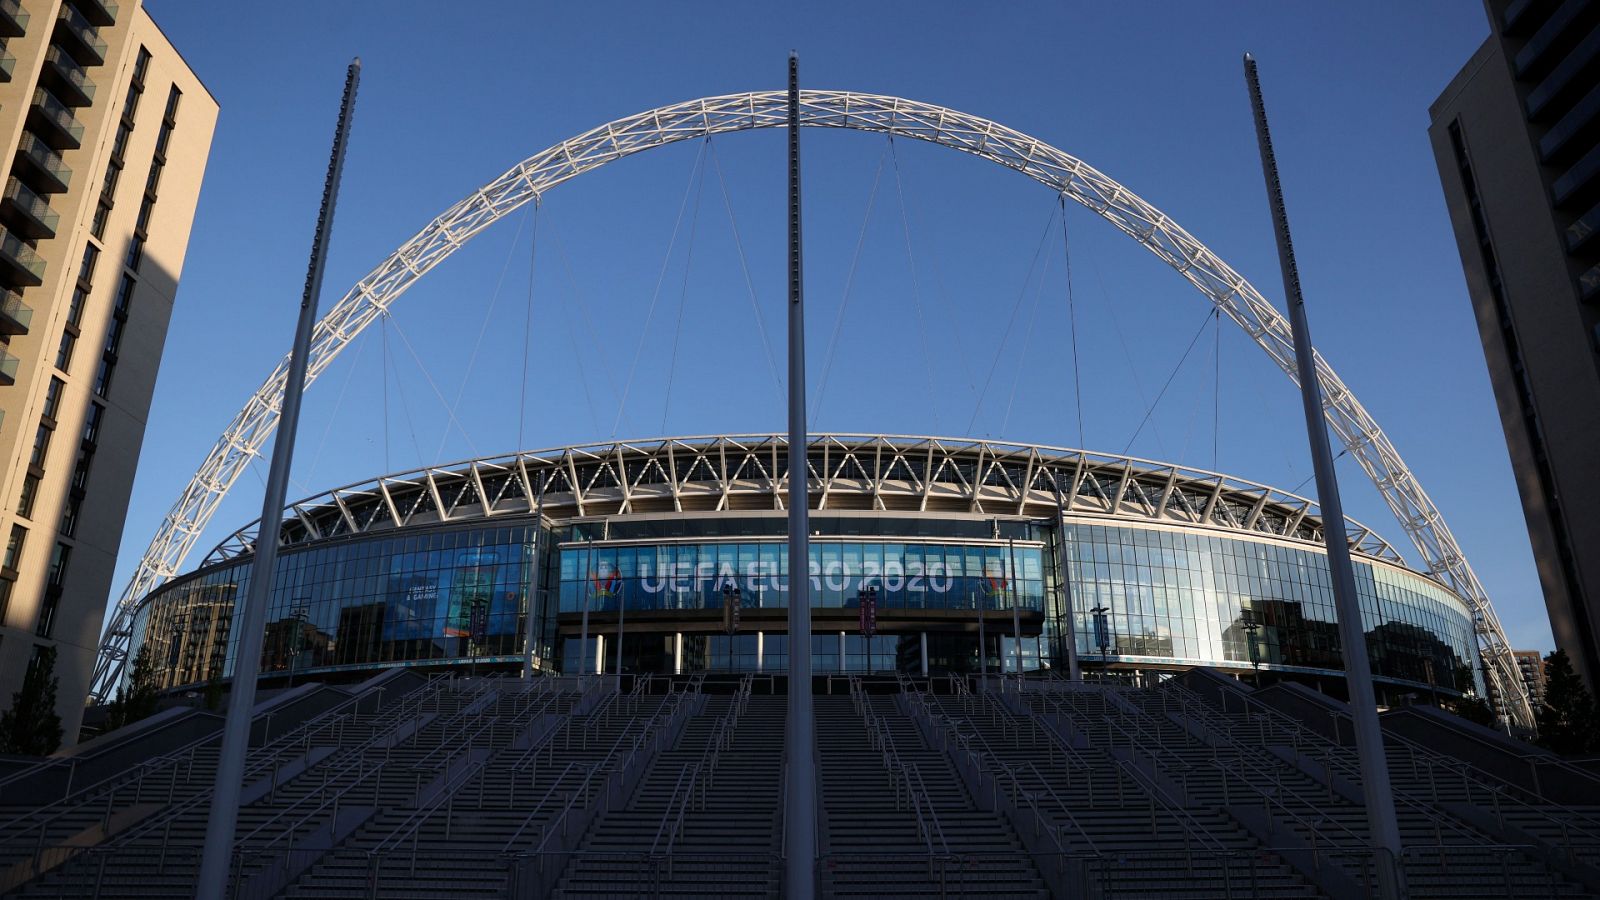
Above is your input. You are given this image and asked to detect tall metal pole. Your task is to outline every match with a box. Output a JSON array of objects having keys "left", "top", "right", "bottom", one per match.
[
  {"left": 615, "top": 571, "right": 625, "bottom": 678},
  {"left": 195, "top": 59, "right": 360, "bottom": 900},
  {"left": 1244, "top": 53, "right": 1404, "bottom": 900},
  {"left": 1055, "top": 505, "right": 1082, "bottom": 680},
  {"left": 579, "top": 537, "right": 593, "bottom": 677},
  {"left": 1008, "top": 537, "right": 1023, "bottom": 675},
  {"left": 521, "top": 476, "right": 546, "bottom": 679},
  {"left": 783, "top": 51, "right": 816, "bottom": 900}
]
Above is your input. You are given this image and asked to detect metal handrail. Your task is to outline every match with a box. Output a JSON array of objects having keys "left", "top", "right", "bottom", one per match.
[
  {"left": 849, "top": 678, "right": 947, "bottom": 861},
  {"left": 0, "top": 677, "right": 423, "bottom": 849},
  {"left": 1160, "top": 680, "right": 1600, "bottom": 857},
  {"left": 652, "top": 674, "right": 751, "bottom": 858},
  {"left": 526, "top": 695, "right": 691, "bottom": 854},
  {"left": 906, "top": 688, "right": 1102, "bottom": 857}
]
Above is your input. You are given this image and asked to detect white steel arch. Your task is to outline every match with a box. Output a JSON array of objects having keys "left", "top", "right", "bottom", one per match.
[{"left": 90, "top": 90, "right": 1535, "bottom": 727}]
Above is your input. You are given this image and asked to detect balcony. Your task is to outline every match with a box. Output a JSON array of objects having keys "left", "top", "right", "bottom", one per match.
[
  {"left": 0, "top": 0, "right": 27, "bottom": 39},
  {"left": 42, "top": 48, "right": 96, "bottom": 106},
  {"left": 71, "top": 0, "right": 116, "bottom": 27},
  {"left": 3, "top": 178, "right": 58, "bottom": 240},
  {"left": 0, "top": 225, "right": 45, "bottom": 288},
  {"left": 28, "top": 88, "right": 85, "bottom": 151},
  {"left": 13, "top": 135, "right": 71, "bottom": 195},
  {"left": 0, "top": 288, "right": 31, "bottom": 337},
  {"left": 54, "top": 4, "right": 106, "bottom": 67},
  {"left": 0, "top": 348, "right": 18, "bottom": 387},
  {"left": 0, "top": 48, "right": 14, "bottom": 84}
]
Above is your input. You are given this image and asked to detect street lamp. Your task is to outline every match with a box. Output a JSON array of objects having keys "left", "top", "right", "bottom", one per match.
[
  {"left": 286, "top": 605, "right": 309, "bottom": 689},
  {"left": 1241, "top": 612, "right": 1262, "bottom": 684},
  {"left": 857, "top": 586, "right": 878, "bottom": 674},
  {"left": 1090, "top": 604, "right": 1112, "bottom": 681}
]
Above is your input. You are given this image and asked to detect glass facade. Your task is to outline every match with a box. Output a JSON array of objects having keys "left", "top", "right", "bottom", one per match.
[
  {"left": 129, "top": 514, "right": 1480, "bottom": 697},
  {"left": 555, "top": 541, "right": 1047, "bottom": 613},
  {"left": 1060, "top": 524, "right": 1480, "bottom": 695}
]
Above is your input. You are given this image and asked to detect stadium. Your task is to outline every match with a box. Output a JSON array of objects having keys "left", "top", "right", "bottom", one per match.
[
  {"left": 4, "top": 77, "right": 1590, "bottom": 900},
  {"left": 128, "top": 434, "right": 1480, "bottom": 705}
]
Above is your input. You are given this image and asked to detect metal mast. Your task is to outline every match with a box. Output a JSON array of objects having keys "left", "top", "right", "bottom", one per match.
[
  {"left": 195, "top": 58, "right": 360, "bottom": 900},
  {"left": 783, "top": 52, "right": 817, "bottom": 900},
  {"left": 1244, "top": 53, "right": 1403, "bottom": 899}
]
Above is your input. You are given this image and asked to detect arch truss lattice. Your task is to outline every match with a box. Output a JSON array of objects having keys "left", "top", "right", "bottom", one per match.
[{"left": 89, "top": 91, "right": 1534, "bottom": 728}]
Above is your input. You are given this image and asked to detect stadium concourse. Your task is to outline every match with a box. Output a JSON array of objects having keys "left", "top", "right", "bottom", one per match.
[{"left": 1, "top": 668, "right": 1598, "bottom": 898}]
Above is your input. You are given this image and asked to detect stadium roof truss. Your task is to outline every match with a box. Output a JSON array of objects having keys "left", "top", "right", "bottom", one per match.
[
  {"left": 197, "top": 435, "right": 1402, "bottom": 567},
  {"left": 89, "top": 91, "right": 1535, "bottom": 729}
]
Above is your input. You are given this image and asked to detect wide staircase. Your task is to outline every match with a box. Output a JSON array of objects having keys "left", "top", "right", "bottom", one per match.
[
  {"left": 921, "top": 679, "right": 1314, "bottom": 898},
  {"left": 1137, "top": 676, "right": 1600, "bottom": 898},
  {"left": 816, "top": 677, "right": 1048, "bottom": 899},
  {"left": 552, "top": 674, "right": 783, "bottom": 898}
]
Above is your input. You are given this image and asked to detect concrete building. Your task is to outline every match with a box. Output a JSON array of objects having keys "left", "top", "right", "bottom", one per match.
[
  {"left": 0, "top": 0, "right": 215, "bottom": 743},
  {"left": 1513, "top": 648, "right": 1549, "bottom": 710},
  {"left": 1429, "top": 1, "right": 1600, "bottom": 689}
]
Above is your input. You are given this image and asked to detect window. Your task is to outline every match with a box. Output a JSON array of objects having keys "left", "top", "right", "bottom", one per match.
[
  {"left": 82, "top": 403, "right": 103, "bottom": 446},
  {"left": 46, "top": 542, "right": 69, "bottom": 587},
  {"left": 76, "top": 244, "right": 99, "bottom": 286},
  {"left": 4, "top": 525, "right": 25, "bottom": 570},
  {"left": 29, "top": 424, "right": 51, "bottom": 468},
  {"left": 71, "top": 450, "right": 93, "bottom": 491},
  {"left": 0, "top": 579, "right": 12, "bottom": 622},
  {"left": 92, "top": 357, "right": 113, "bottom": 398},
  {"left": 103, "top": 316, "right": 125, "bottom": 357},
  {"left": 42, "top": 377, "right": 63, "bottom": 420},
  {"left": 112, "top": 274, "right": 134, "bottom": 314},
  {"left": 132, "top": 47, "right": 150, "bottom": 86},
  {"left": 55, "top": 331, "right": 76, "bottom": 373},
  {"left": 35, "top": 591, "right": 58, "bottom": 638},
  {"left": 59, "top": 494, "right": 81, "bottom": 538},
  {"left": 125, "top": 236, "right": 144, "bottom": 271},
  {"left": 163, "top": 87, "right": 181, "bottom": 122},
  {"left": 16, "top": 474, "right": 38, "bottom": 518}
]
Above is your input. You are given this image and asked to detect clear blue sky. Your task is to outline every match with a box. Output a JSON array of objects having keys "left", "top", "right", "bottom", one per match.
[{"left": 125, "top": 2, "right": 1549, "bottom": 648}]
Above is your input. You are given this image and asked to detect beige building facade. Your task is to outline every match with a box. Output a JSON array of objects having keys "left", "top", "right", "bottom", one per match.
[{"left": 0, "top": 0, "right": 215, "bottom": 744}]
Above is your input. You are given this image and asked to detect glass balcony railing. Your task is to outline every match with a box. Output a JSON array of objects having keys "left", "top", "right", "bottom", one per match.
[
  {"left": 4, "top": 177, "right": 59, "bottom": 240},
  {"left": 0, "top": 224, "right": 46, "bottom": 287},
  {"left": 44, "top": 48, "right": 96, "bottom": 106},
  {"left": 0, "top": 288, "right": 32, "bottom": 337},
  {"left": 15, "top": 135, "right": 72, "bottom": 194},
  {"left": 0, "top": 348, "right": 19, "bottom": 387},
  {"left": 0, "top": 0, "right": 27, "bottom": 39},
  {"left": 29, "top": 88, "right": 86, "bottom": 150},
  {"left": 0, "top": 49, "right": 15, "bottom": 84},
  {"left": 55, "top": 4, "right": 107, "bottom": 66},
  {"left": 72, "top": 0, "right": 117, "bottom": 28}
]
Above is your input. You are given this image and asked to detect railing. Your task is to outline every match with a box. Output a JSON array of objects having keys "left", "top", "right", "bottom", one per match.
[
  {"left": 651, "top": 674, "right": 751, "bottom": 865},
  {"left": 2, "top": 679, "right": 456, "bottom": 895},
  {"left": 0, "top": 224, "right": 44, "bottom": 281},
  {"left": 16, "top": 134, "right": 71, "bottom": 188},
  {"left": 54, "top": 3, "right": 107, "bottom": 61},
  {"left": 850, "top": 677, "right": 948, "bottom": 868},
  {"left": 30, "top": 87, "right": 84, "bottom": 145},
  {"left": 1158, "top": 679, "right": 1600, "bottom": 863},
  {"left": 4, "top": 177, "right": 58, "bottom": 234}
]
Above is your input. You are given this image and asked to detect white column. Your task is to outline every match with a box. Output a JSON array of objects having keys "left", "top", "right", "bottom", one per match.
[
  {"left": 674, "top": 632, "right": 683, "bottom": 675},
  {"left": 838, "top": 631, "right": 846, "bottom": 674},
  {"left": 757, "top": 631, "right": 765, "bottom": 673},
  {"left": 920, "top": 632, "right": 929, "bottom": 677}
]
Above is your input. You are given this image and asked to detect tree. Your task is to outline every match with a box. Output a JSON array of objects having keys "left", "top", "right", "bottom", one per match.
[
  {"left": 0, "top": 646, "right": 63, "bottom": 756},
  {"left": 106, "top": 645, "right": 161, "bottom": 731},
  {"left": 1449, "top": 695, "right": 1497, "bottom": 729},
  {"left": 1537, "top": 649, "right": 1600, "bottom": 756}
]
